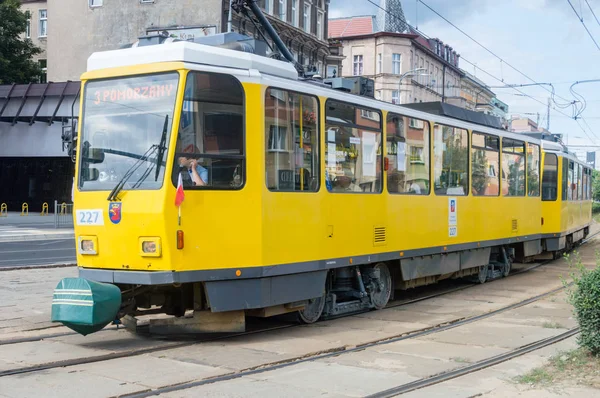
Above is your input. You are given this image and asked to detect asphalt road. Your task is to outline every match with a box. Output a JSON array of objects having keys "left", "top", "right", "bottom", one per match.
[{"left": 0, "top": 239, "right": 76, "bottom": 268}]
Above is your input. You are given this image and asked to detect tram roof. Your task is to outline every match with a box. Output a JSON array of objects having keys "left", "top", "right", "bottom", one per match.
[{"left": 86, "top": 40, "right": 299, "bottom": 80}]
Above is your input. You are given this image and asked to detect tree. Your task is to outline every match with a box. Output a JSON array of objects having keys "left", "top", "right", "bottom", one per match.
[
  {"left": 0, "top": 0, "right": 42, "bottom": 84},
  {"left": 593, "top": 169, "right": 600, "bottom": 202}
]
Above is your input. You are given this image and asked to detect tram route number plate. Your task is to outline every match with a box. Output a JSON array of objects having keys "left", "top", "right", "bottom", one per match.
[
  {"left": 449, "top": 226, "right": 457, "bottom": 237},
  {"left": 76, "top": 209, "right": 104, "bottom": 226}
]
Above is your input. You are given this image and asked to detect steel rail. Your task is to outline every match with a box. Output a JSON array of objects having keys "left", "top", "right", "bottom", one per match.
[
  {"left": 366, "top": 327, "right": 580, "bottom": 397},
  {"left": 117, "top": 284, "right": 574, "bottom": 398}
]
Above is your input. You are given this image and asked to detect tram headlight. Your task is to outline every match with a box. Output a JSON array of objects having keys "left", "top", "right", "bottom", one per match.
[
  {"left": 78, "top": 236, "right": 98, "bottom": 255},
  {"left": 140, "top": 237, "right": 161, "bottom": 257}
]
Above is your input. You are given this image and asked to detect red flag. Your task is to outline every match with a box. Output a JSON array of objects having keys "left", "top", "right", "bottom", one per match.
[{"left": 175, "top": 172, "right": 184, "bottom": 207}]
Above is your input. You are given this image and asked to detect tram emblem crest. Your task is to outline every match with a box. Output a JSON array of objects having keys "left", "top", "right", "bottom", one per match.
[{"left": 109, "top": 202, "right": 122, "bottom": 224}]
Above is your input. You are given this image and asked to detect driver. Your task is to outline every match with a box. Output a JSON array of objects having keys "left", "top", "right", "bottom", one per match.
[{"left": 178, "top": 146, "right": 208, "bottom": 186}]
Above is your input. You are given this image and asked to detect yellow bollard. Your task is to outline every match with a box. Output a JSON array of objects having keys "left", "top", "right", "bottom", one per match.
[
  {"left": 41, "top": 202, "right": 49, "bottom": 216},
  {"left": 21, "top": 203, "right": 29, "bottom": 216},
  {"left": 60, "top": 202, "right": 67, "bottom": 215},
  {"left": 0, "top": 203, "right": 7, "bottom": 217}
]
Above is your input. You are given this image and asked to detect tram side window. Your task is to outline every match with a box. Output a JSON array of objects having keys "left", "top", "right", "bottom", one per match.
[
  {"left": 265, "top": 88, "right": 319, "bottom": 192},
  {"left": 325, "top": 99, "right": 382, "bottom": 193},
  {"left": 502, "top": 138, "right": 525, "bottom": 197},
  {"left": 568, "top": 161, "right": 574, "bottom": 200},
  {"left": 583, "top": 168, "right": 588, "bottom": 200},
  {"left": 172, "top": 72, "right": 244, "bottom": 189},
  {"left": 578, "top": 164, "right": 583, "bottom": 200},
  {"left": 527, "top": 143, "right": 540, "bottom": 197},
  {"left": 562, "top": 158, "right": 569, "bottom": 200},
  {"left": 471, "top": 132, "right": 499, "bottom": 196},
  {"left": 433, "top": 124, "right": 469, "bottom": 196},
  {"left": 386, "top": 113, "right": 429, "bottom": 195},
  {"left": 541, "top": 153, "right": 557, "bottom": 201}
]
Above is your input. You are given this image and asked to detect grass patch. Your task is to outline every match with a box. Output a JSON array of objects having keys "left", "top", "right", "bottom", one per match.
[
  {"left": 514, "top": 348, "right": 600, "bottom": 388},
  {"left": 542, "top": 321, "right": 565, "bottom": 329},
  {"left": 451, "top": 357, "right": 471, "bottom": 363}
]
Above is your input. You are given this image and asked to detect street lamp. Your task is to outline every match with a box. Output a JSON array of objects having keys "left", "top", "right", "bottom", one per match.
[{"left": 396, "top": 68, "right": 429, "bottom": 104}]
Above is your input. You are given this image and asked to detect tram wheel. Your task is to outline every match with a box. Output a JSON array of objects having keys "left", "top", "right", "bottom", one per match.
[
  {"left": 370, "top": 263, "right": 392, "bottom": 310},
  {"left": 298, "top": 293, "right": 326, "bottom": 324}
]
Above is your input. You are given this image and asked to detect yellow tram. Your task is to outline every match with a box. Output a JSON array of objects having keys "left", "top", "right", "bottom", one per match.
[{"left": 52, "top": 31, "right": 592, "bottom": 335}]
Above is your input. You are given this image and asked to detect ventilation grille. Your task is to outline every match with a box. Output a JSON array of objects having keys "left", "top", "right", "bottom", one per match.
[
  {"left": 374, "top": 226, "right": 386, "bottom": 246},
  {"left": 512, "top": 219, "right": 518, "bottom": 232}
]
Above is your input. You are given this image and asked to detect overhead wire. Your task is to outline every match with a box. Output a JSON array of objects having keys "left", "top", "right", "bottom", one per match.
[
  {"left": 585, "top": 0, "right": 600, "bottom": 28},
  {"left": 365, "top": 0, "right": 600, "bottom": 144},
  {"left": 567, "top": 0, "right": 600, "bottom": 51},
  {"left": 415, "top": 0, "right": 577, "bottom": 109}
]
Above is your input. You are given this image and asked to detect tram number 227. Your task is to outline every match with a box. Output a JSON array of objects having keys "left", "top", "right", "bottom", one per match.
[
  {"left": 76, "top": 209, "right": 104, "bottom": 226},
  {"left": 449, "top": 226, "right": 458, "bottom": 237}
]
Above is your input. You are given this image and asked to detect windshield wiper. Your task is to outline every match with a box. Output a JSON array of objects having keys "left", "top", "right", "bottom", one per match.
[
  {"left": 107, "top": 145, "right": 158, "bottom": 201},
  {"left": 154, "top": 115, "right": 169, "bottom": 181},
  {"left": 130, "top": 115, "right": 169, "bottom": 189}
]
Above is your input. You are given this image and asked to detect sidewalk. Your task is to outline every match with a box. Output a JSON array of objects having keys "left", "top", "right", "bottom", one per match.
[{"left": 0, "top": 212, "right": 74, "bottom": 243}]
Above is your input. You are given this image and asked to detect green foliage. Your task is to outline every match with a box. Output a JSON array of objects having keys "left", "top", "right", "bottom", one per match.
[
  {"left": 593, "top": 170, "right": 600, "bottom": 202},
  {"left": 563, "top": 251, "right": 600, "bottom": 355},
  {"left": 0, "top": 0, "right": 42, "bottom": 84},
  {"left": 593, "top": 202, "right": 600, "bottom": 215}
]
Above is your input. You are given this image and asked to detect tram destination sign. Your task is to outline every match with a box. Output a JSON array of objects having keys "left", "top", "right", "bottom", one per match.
[{"left": 88, "top": 74, "right": 178, "bottom": 108}]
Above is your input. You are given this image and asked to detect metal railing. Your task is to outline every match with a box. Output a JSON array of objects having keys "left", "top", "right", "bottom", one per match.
[{"left": 54, "top": 201, "right": 74, "bottom": 228}]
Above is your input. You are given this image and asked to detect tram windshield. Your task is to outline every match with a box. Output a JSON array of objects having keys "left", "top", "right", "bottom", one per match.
[{"left": 78, "top": 72, "right": 179, "bottom": 191}]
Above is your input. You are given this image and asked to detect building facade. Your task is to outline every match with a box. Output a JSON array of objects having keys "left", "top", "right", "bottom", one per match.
[
  {"left": 448, "top": 69, "right": 495, "bottom": 112},
  {"left": 510, "top": 116, "right": 539, "bottom": 133},
  {"left": 19, "top": 0, "right": 330, "bottom": 82},
  {"left": 19, "top": 0, "right": 48, "bottom": 82},
  {"left": 328, "top": 16, "right": 463, "bottom": 105}
]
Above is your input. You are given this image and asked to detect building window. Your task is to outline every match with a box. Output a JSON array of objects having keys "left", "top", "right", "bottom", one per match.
[
  {"left": 279, "top": 0, "right": 286, "bottom": 21},
  {"left": 392, "top": 53, "right": 401, "bottom": 75},
  {"left": 325, "top": 99, "right": 382, "bottom": 193},
  {"left": 89, "top": 0, "right": 103, "bottom": 6},
  {"left": 353, "top": 55, "right": 363, "bottom": 76},
  {"left": 433, "top": 124, "right": 469, "bottom": 196},
  {"left": 326, "top": 64, "right": 337, "bottom": 78},
  {"left": 317, "top": 11, "right": 324, "bottom": 40},
  {"left": 265, "top": 0, "right": 274, "bottom": 14},
  {"left": 527, "top": 143, "right": 540, "bottom": 197},
  {"left": 265, "top": 88, "right": 319, "bottom": 192},
  {"left": 38, "top": 59, "right": 47, "bottom": 83},
  {"left": 391, "top": 90, "right": 399, "bottom": 104},
  {"left": 502, "top": 138, "right": 526, "bottom": 197},
  {"left": 386, "top": 113, "right": 429, "bottom": 195},
  {"left": 377, "top": 53, "right": 382, "bottom": 74},
  {"left": 292, "top": 0, "right": 298, "bottom": 27},
  {"left": 303, "top": 4, "right": 310, "bottom": 33},
  {"left": 39, "top": 10, "right": 47, "bottom": 37},
  {"left": 542, "top": 153, "right": 557, "bottom": 201},
  {"left": 25, "top": 13, "right": 31, "bottom": 38},
  {"left": 173, "top": 72, "right": 245, "bottom": 190},
  {"left": 471, "top": 132, "right": 499, "bottom": 196}
]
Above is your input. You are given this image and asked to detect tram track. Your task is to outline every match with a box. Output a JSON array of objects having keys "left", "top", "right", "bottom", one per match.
[
  {"left": 366, "top": 327, "right": 580, "bottom": 397},
  {"left": 0, "top": 231, "right": 595, "bottom": 381},
  {"left": 117, "top": 284, "right": 574, "bottom": 398}
]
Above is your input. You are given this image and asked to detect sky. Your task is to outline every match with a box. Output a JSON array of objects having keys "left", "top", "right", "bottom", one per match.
[{"left": 329, "top": 0, "right": 600, "bottom": 163}]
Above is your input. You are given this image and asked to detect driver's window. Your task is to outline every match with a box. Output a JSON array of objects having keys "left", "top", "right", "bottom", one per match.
[{"left": 173, "top": 71, "right": 245, "bottom": 190}]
